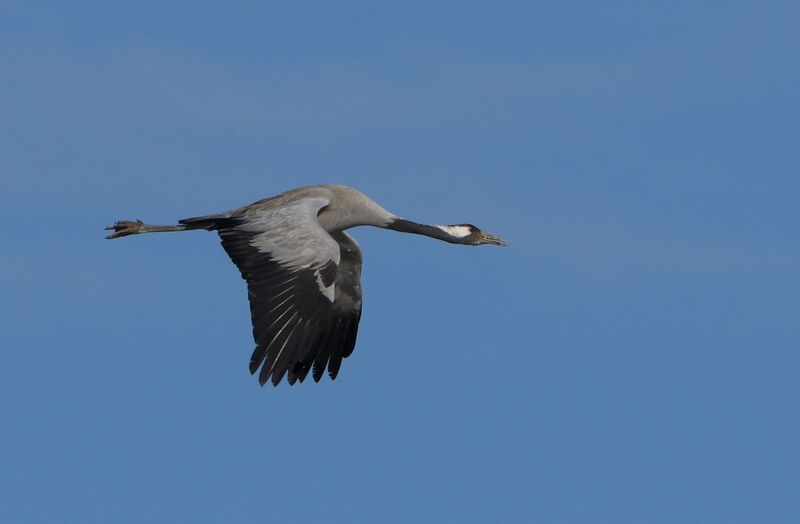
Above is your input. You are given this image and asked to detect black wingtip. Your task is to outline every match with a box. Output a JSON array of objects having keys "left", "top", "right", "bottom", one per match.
[
  {"left": 271, "top": 370, "right": 286, "bottom": 387},
  {"left": 249, "top": 345, "right": 264, "bottom": 375}
]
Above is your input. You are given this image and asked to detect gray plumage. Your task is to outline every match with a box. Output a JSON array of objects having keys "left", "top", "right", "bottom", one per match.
[{"left": 106, "top": 184, "right": 506, "bottom": 387}]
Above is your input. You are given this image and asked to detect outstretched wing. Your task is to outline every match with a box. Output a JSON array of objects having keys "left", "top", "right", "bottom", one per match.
[{"left": 181, "top": 197, "right": 363, "bottom": 386}]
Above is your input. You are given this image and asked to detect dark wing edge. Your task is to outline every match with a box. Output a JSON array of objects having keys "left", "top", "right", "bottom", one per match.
[{"left": 297, "top": 231, "right": 364, "bottom": 384}]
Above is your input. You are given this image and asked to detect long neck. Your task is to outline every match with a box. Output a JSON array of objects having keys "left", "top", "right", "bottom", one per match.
[{"left": 386, "top": 218, "right": 465, "bottom": 244}]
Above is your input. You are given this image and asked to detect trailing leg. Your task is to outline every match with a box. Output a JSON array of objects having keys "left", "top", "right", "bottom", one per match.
[{"left": 105, "top": 220, "right": 187, "bottom": 239}]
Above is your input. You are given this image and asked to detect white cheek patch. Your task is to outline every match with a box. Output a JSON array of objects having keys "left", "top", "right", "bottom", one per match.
[{"left": 436, "top": 225, "right": 472, "bottom": 238}]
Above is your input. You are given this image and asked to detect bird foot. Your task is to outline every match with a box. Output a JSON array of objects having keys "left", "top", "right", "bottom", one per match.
[{"left": 105, "top": 220, "right": 145, "bottom": 239}]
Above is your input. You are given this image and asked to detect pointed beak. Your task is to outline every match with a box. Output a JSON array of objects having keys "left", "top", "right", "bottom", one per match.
[{"left": 480, "top": 232, "right": 508, "bottom": 246}]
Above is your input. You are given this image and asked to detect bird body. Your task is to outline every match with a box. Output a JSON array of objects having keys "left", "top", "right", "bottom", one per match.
[{"left": 106, "top": 184, "right": 506, "bottom": 387}]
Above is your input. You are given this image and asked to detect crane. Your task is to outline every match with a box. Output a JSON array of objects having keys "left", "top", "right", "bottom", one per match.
[{"left": 105, "top": 184, "right": 507, "bottom": 387}]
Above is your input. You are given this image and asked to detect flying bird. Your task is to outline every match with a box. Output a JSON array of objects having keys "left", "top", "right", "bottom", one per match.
[{"left": 105, "top": 184, "right": 506, "bottom": 387}]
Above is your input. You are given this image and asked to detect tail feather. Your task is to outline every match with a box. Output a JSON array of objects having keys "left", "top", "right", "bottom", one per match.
[{"left": 178, "top": 213, "right": 235, "bottom": 231}]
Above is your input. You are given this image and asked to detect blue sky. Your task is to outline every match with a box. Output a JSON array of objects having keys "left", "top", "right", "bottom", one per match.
[{"left": 1, "top": 1, "right": 798, "bottom": 522}]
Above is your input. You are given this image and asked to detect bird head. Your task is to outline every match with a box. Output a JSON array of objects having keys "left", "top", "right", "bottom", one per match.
[{"left": 441, "top": 224, "right": 508, "bottom": 246}]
